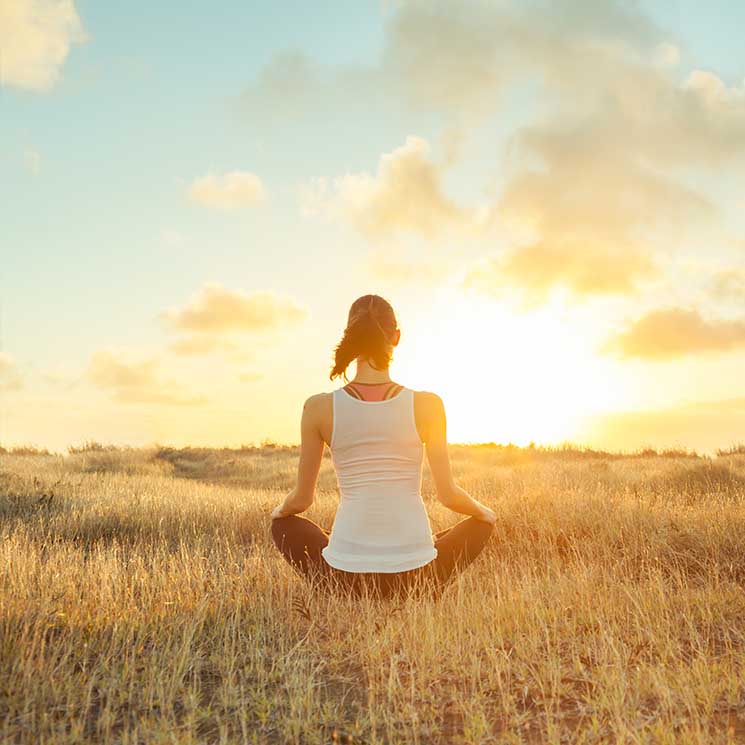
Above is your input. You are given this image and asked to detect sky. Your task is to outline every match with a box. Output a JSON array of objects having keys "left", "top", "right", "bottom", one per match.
[{"left": 1, "top": 0, "right": 745, "bottom": 454}]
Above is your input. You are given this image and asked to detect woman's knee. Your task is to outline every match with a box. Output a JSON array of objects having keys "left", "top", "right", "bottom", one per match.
[
  {"left": 270, "top": 515, "right": 300, "bottom": 545},
  {"left": 467, "top": 516, "right": 495, "bottom": 537},
  {"left": 271, "top": 515, "right": 330, "bottom": 556}
]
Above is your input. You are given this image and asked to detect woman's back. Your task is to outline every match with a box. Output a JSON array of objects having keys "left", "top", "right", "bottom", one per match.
[
  {"left": 270, "top": 293, "right": 495, "bottom": 597},
  {"left": 321, "top": 385, "right": 438, "bottom": 573}
]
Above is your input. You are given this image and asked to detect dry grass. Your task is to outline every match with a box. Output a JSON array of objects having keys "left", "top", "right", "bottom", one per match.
[{"left": 1, "top": 446, "right": 745, "bottom": 743}]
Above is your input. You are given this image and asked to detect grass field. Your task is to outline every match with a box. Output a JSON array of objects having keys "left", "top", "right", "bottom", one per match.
[{"left": 2, "top": 443, "right": 745, "bottom": 743}]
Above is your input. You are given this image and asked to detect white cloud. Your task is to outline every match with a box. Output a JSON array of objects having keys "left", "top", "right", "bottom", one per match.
[
  {"left": 300, "top": 136, "right": 478, "bottom": 240},
  {"left": 684, "top": 70, "right": 745, "bottom": 106},
  {"left": 188, "top": 171, "right": 266, "bottom": 211},
  {"left": 0, "top": 0, "right": 87, "bottom": 91}
]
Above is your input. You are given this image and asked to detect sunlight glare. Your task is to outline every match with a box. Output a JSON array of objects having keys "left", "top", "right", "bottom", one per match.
[{"left": 396, "top": 291, "right": 622, "bottom": 445}]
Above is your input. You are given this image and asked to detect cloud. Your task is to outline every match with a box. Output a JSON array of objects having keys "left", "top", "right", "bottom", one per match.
[
  {"left": 253, "top": 1, "right": 745, "bottom": 303},
  {"left": 188, "top": 171, "right": 266, "bottom": 211},
  {"left": 379, "top": 2, "right": 518, "bottom": 117},
  {"left": 300, "top": 136, "right": 479, "bottom": 240},
  {"left": 243, "top": 1, "right": 745, "bottom": 164},
  {"left": 88, "top": 350, "right": 206, "bottom": 406},
  {"left": 464, "top": 241, "right": 657, "bottom": 305},
  {"left": 455, "top": 37, "right": 733, "bottom": 303},
  {"left": 239, "top": 52, "right": 381, "bottom": 128},
  {"left": 684, "top": 70, "right": 745, "bottom": 107},
  {"left": 710, "top": 268, "right": 745, "bottom": 303},
  {"left": 241, "top": 1, "right": 664, "bottom": 125},
  {"left": 377, "top": 0, "right": 663, "bottom": 121},
  {"left": 462, "top": 137, "right": 712, "bottom": 302},
  {"left": 603, "top": 308, "right": 745, "bottom": 360},
  {"left": 457, "top": 64, "right": 740, "bottom": 302},
  {"left": 653, "top": 42, "right": 680, "bottom": 69},
  {"left": 161, "top": 283, "right": 308, "bottom": 335},
  {"left": 380, "top": 1, "right": 745, "bottom": 160},
  {"left": 0, "top": 0, "right": 87, "bottom": 91},
  {"left": 0, "top": 353, "right": 23, "bottom": 391}
]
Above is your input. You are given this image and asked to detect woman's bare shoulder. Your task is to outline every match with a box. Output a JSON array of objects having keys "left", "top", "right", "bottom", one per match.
[
  {"left": 412, "top": 390, "right": 445, "bottom": 442},
  {"left": 301, "top": 392, "right": 334, "bottom": 444},
  {"left": 412, "top": 389, "right": 445, "bottom": 409},
  {"left": 304, "top": 391, "right": 332, "bottom": 404},
  {"left": 303, "top": 391, "right": 333, "bottom": 413}
]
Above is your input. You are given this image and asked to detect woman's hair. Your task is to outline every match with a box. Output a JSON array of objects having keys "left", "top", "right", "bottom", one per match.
[{"left": 330, "top": 294, "right": 398, "bottom": 382}]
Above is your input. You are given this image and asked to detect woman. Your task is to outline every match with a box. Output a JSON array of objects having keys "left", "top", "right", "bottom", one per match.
[{"left": 270, "top": 294, "right": 496, "bottom": 600}]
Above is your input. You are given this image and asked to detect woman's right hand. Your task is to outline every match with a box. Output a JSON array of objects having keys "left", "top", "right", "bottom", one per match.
[
  {"left": 475, "top": 505, "right": 497, "bottom": 525},
  {"left": 477, "top": 506, "right": 497, "bottom": 525}
]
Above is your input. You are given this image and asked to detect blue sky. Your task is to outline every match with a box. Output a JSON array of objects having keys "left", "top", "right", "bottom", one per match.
[{"left": 2, "top": 0, "right": 745, "bottom": 452}]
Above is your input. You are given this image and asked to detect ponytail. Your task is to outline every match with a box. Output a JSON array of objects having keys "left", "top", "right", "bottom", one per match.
[{"left": 330, "top": 295, "right": 398, "bottom": 381}]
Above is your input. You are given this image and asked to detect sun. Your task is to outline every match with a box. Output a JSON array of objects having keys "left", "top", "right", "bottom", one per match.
[{"left": 395, "top": 291, "right": 624, "bottom": 446}]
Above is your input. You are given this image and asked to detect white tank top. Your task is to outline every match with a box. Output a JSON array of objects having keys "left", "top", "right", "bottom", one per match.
[{"left": 321, "top": 385, "right": 438, "bottom": 573}]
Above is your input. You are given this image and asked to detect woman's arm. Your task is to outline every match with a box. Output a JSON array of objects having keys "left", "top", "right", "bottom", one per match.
[
  {"left": 421, "top": 392, "right": 496, "bottom": 524},
  {"left": 270, "top": 394, "right": 326, "bottom": 520}
]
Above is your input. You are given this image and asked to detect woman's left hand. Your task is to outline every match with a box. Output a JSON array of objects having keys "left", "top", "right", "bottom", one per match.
[{"left": 270, "top": 504, "right": 287, "bottom": 521}]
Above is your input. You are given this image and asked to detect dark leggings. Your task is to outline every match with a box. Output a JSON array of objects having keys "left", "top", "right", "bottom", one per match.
[{"left": 271, "top": 514, "right": 494, "bottom": 600}]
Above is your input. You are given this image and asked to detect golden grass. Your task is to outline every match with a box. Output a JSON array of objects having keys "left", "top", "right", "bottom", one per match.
[{"left": 1, "top": 447, "right": 745, "bottom": 743}]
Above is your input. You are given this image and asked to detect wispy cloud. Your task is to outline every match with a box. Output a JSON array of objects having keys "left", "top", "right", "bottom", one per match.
[
  {"left": 88, "top": 350, "right": 206, "bottom": 406},
  {"left": 603, "top": 308, "right": 745, "bottom": 359},
  {"left": 0, "top": 0, "right": 87, "bottom": 91},
  {"left": 710, "top": 268, "right": 745, "bottom": 303},
  {"left": 188, "top": 171, "right": 266, "bottom": 211},
  {"left": 160, "top": 283, "right": 309, "bottom": 358},
  {"left": 161, "top": 283, "right": 308, "bottom": 334},
  {"left": 464, "top": 240, "right": 657, "bottom": 306}
]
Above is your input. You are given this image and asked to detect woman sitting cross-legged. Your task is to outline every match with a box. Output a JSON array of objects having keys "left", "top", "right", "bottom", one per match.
[{"left": 269, "top": 293, "right": 496, "bottom": 601}]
